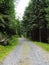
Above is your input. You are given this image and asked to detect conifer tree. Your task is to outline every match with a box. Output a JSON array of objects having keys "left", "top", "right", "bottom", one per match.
[{"left": 22, "top": 0, "right": 48, "bottom": 42}]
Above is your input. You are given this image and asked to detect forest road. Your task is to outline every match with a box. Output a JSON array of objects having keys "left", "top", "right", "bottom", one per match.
[{"left": 0, "top": 38, "right": 49, "bottom": 65}]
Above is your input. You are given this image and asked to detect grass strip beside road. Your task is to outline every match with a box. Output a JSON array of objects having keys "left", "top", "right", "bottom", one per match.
[
  {"left": 33, "top": 41, "right": 49, "bottom": 52},
  {"left": 0, "top": 36, "right": 18, "bottom": 62}
]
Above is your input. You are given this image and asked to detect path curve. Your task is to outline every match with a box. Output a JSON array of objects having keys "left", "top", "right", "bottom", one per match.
[{"left": 0, "top": 38, "right": 49, "bottom": 65}]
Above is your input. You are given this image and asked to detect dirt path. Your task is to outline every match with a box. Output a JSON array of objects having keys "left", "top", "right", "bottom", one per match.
[{"left": 0, "top": 38, "right": 49, "bottom": 65}]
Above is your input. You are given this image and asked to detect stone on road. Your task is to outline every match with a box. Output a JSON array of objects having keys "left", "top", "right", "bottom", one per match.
[{"left": 0, "top": 38, "right": 49, "bottom": 65}]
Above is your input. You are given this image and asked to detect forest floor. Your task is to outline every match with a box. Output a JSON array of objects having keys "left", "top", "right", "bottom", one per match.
[{"left": 0, "top": 38, "right": 49, "bottom": 65}]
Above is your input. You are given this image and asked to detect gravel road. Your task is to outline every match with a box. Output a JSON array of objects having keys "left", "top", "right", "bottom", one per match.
[{"left": 0, "top": 38, "right": 49, "bottom": 65}]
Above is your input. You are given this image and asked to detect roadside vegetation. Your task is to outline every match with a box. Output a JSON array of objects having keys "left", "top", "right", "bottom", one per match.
[
  {"left": 33, "top": 41, "right": 49, "bottom": 52},
  {"left": 0, "top": 36, "right": 18, "bottom": 62},
  {"left": 0, "top": 0, "right": 20, "bottom": 61}
]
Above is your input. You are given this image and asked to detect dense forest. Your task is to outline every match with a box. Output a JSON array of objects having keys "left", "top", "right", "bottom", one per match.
[
  {"left": 0, "top": 0, "right": 17, "bottom": 36},
  {"left": 0, "top": 0, "right": 49, "bottom": 45},
  {"left": 22, "top": 0, "right": 49, "bottom": 43},
  {"left": 0, "top": 0, "right": 21, "bottom": 45}
]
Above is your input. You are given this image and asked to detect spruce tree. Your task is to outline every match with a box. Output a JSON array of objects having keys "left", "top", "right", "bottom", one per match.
[
  {"left": 0, "top": 0, "right": 16, "bottom": 37},
  {"left": 22, "top": 0, "right": 48, "bottom": 42},
  {"left": 38, "top": 0, "right": 48, "bottom": 42}
]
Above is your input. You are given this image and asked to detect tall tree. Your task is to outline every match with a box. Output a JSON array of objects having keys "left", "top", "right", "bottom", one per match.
[
  {"left": 22, "top": 0, "right": 48, "bottom": 43},
  {"left": 0, "top": 0, "right": 17, "bottom": 37}
]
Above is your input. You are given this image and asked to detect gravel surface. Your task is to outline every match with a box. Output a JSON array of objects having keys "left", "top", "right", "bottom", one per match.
[{"left": 0, "top": 38, "right": 49, "bottom": 65}]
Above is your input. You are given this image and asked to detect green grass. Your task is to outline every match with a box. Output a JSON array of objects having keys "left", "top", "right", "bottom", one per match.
[
  {"left": 33, "top": 41, "right": 49, "bottom": 52},
  {"left": 0, "top": 36, "right": 18, "bottom": 62}
]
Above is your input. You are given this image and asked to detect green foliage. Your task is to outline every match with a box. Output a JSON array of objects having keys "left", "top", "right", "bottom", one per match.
[
  {"left": 16, "top": 19, "right": 22, "bottom": 37},
  {"left": 0, "top": 36, "right": 18, "bottom": 62},
  {"left": 33, "top": 41, "right": 49, "bottom": 51},
  {"left": 22, "top": 0, "right": 49, "bottom": 43},
  {"left": 0, "top": 0, "right": 17, "bottom": 38}
]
